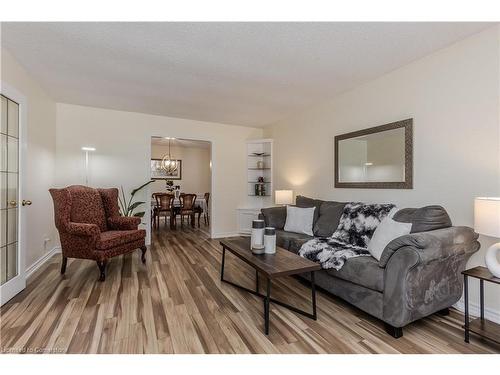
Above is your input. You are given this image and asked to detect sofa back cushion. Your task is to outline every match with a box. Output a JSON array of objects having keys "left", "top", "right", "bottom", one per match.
[
  {"left": 68, "top": 185, "right": 108, "bottom": 232},
  {"left": 261, "top": 206, "right": 287, "bottom": 229},
  {"left": 314, "top": 201, "right": 346, "bottom": 237},
  {"left": 393, "top": 205, "right": 451, "bottom": 233}
]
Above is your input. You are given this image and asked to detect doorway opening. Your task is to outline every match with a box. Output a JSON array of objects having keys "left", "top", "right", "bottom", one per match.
[{"left": 149, "top": 137, "right": 212, "bottom": 239}]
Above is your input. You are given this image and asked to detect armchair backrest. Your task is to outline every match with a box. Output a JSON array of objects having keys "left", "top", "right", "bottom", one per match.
[{"left": 49, "top": 185, "right": 108, "bottom": 232}]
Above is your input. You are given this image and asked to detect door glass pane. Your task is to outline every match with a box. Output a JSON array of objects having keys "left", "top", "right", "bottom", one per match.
[
  {"left": 7, "top": 243, "right": 17, "bottom": 281},
  {"left": 0, "top": 135, "right": 6, "bottom": 172},
  {"left": 7, "top": 99, "right": 19, "bottom": 138},
  {"left": 7, "top": 173, "right": 17, "bottom": 207},
  {"left": 7, "top": 208, "right": 17, "bottom": 244},
  {"left": 1, "top": 96, "right": 6, "bottom": 135},
  {"left": 0, "top": 209, "right": 5, "bottom": 247},
  {"left": 0, "top": 172, "right": 6, "bottom": 210},
  {"left": 7, "top": 137, "right": 18, "bottom": 173},
  {"left": 0, "top": 246, "right": 6, "bottom": 285},
  {"left": 1, "top": 96, "right": 19, "bottom": 286}
]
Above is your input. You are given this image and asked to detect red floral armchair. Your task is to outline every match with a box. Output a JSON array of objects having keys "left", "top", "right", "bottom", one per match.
[{"left": 49, "top": 185, "right": 147, "bottom": 281}]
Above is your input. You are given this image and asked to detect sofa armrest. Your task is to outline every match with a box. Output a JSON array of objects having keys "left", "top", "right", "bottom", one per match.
[
  {"left": 381, "top": 226, "right": 480, "bottom": 327},
  {"left": 65, "top": 222, "right": 100, "bottom": 238},
  {"left": 108, "top": 216, "right": 141, "bottom": 230},
  {"left": 379, "top": 226, "right": 479, "bottom": 268}
]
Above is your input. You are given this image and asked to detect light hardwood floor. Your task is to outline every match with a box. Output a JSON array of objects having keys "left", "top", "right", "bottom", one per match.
[{"left": 1, "top": 223, "right": 499, "bottom": 354}]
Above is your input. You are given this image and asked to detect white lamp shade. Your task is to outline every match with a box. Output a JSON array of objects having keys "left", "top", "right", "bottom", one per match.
[
  {"left": 474, "top": 197, "right": 500, "bottom": 238},
  {"left": 275, "top": 190, "right": 293, "bottom": 205}
]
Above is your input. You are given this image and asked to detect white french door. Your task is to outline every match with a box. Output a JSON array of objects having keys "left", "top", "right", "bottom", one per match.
[{"left": 1, "top": 84, "right": 28, "bottom": 306}]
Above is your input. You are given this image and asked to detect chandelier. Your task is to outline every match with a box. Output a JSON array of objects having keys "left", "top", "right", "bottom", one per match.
[{"left": 161, "top": 137, "right": 178, "bottom": 174}]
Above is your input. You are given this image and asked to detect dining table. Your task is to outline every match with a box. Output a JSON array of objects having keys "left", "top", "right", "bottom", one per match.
[{"left": 151, "top": 194, "right": 207, "bottom": 229}]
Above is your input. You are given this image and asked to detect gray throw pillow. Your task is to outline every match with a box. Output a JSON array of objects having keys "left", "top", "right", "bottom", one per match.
[
  {"left": 314, "top": 201, "right": 346, "bottom": 237},
  {"left": 296, "top": 195, "right": 322, "bottom": 225},
  {"left": 393, "top": 205, "right": 452, "bottom": 233}
]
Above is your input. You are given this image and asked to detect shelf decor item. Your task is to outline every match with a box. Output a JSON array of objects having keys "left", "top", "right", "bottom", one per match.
[
  {"left": 264, "top": 227, "right": 276, "bottom": 254},
  {"left": 256, "top": 160, "right": 265, "bottom": 169},
  {"left": 474, "top": 197, "right": 500, "bottom": 278},
  {"left": 251, "top": 220, "right": 265, "bottom": 254},
  {"left": 255, "top": 183, "right": 266, "bottom": 196}
]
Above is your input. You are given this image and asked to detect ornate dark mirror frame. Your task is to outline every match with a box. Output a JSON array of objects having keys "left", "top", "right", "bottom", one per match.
[{"left": 334, "top": 118, "right": 413, "bottom": 189}]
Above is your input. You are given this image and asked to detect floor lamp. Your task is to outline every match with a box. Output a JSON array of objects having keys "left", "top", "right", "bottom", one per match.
[{"left": 81, "top": 146, "right": 96, "bottom": 186}]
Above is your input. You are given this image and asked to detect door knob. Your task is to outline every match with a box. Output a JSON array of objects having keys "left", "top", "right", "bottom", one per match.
[
  {"left": 22, "top": 200, "right": 32, "bottom": 206},
  {"left": 9, "top": 200, "right": 17, "bottom": 207}
]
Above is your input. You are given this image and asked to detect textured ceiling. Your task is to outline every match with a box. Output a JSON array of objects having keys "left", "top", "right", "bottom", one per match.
[{"left": 1, "top": 22, "right": 494, "bottom": 127}]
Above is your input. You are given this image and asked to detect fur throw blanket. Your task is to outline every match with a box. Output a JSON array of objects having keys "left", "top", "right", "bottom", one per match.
[{"left": 299, "top": 202, "right": 396, "bottom": 270}]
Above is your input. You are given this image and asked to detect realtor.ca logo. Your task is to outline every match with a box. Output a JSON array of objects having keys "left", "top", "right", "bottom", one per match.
[{"left": 1, "top": 346, "right": 65, "bottom": 354}]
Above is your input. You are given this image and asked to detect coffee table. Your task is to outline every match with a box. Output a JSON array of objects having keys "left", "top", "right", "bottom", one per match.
[{"left": 219, "top": 237, "right": 321, "bottom": 335}]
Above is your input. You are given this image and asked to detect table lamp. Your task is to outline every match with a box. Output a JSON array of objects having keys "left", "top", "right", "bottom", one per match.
[
  {"left": 275, "top": 190, "right": 293, "bottom": 206},
  {"left": 474, "top": 197, "right": 500, "bottom": 278}
]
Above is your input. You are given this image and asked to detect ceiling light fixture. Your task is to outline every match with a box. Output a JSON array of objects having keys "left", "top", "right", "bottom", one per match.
[{"left": 160, "top": 137, "right": 178, "bottom": 175}]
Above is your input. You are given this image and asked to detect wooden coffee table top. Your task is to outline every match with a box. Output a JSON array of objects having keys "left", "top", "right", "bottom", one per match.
[{"left": 219, "top": 237, "right": 321, "bottom": 278}]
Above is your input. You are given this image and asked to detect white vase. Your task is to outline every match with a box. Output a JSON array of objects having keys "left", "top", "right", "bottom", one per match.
[
  {"left": 264, "top": 227, "right": 276, "bottom": 254},
  {"left": 485, "top": 243, "right": 500, "bottom": 278},
  {"left": 251, "top": 220, "right": 265, "bottom": 254}
]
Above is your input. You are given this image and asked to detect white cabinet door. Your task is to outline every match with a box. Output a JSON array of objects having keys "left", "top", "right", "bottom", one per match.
[{"left": 237, "top": 209, "right": 260, "bottom": 234}]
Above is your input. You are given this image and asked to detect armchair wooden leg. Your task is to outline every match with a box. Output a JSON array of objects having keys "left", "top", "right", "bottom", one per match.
[
  {"left": 97, "top": 260, "right": 107, "bottom": 282},
  {"left": 61, "top": 256, "right": 68, "bottom": 275},
  {"left": 141, "top": 246, "right": 147, "bottom": 264}
]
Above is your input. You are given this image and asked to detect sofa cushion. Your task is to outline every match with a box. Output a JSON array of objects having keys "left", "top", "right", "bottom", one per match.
[
  {"left": 289, "top": 237, "right": 312, "bottom": 254},
  {"left": 261, "top": 206, "right": 287, "bottom": 229},
  {"left": 97, "top": 229, "right": 146, "bottom": 250},
  {"left": 296, "top": 195, "right": 322, "bottom": 225},
  {"left": 327, "top": 256, "right": 384, "bottom": 292},
  {"left": 393, "top": 205, "right": 451, "bottom": 233},
  {"left": 284, "top": 206, "right": 315, "bottom": 236},
  {"left": 275, "top": 229, "right": 313, "bottom": 251},
  {"left": 314, "top": 201, "right": 346, "bottom": 237},
  {"left": 367, "top": 216, "right": 412, "bottom": 261}
]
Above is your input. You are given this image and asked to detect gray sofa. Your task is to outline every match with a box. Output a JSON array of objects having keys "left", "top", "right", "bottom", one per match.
[{"left": 259, "top": 196, "right": 480, "bottom": 338}]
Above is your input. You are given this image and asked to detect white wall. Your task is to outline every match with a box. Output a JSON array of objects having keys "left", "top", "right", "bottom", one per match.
[
  {"left": 264, "top": 27, "right": 500, "bottom": 317},
  {"left": 1, "top": 48, "right": 57, "bottom": 271},
  {"left": 55, "top": 103, "right": 262, "bottom": 241},
  {"left": 150, "top": 144, "right": 211, "bottom": 195}
]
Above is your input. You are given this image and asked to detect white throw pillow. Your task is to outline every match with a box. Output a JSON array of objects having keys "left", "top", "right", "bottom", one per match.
[
  {"left": 284, "top": 206, "right": 315, "bottom": 236},
  {"left": 367, "top": 216, "right": 412, "bottom": 261}
]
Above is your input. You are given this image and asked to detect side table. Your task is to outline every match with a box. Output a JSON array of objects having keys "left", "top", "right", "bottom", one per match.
[{"left": 462, "top": 266, "right": 500, "bottom": 344}]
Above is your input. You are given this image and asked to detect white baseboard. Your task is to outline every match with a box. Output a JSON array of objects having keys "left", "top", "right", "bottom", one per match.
[
  {"left": 25, "top": 246, "right": 61, "bottom": 279},
  {"left": 454, "top": 299, "right": 500, "bottom": 324},
  {"left": 211, "top": 232, "right": 241, "bottom": 239}
]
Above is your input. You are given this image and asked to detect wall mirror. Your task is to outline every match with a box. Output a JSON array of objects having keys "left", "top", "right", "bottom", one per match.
[{"left": 334, "top": 118, "right": 413, "bottom": 189}]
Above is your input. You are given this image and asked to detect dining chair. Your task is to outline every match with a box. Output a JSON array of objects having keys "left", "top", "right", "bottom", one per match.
[
  {"left": 179, "top": 194, "right": 197, "bottom": 228},
  {"left": 204, "top": 192, "right": 210, "bottom": 226},
  {"left": 155, "top": 193, "right": 176, "bottom": 229}
]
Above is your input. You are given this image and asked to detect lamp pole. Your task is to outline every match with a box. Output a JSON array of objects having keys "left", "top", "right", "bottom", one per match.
[{"left": 81, "top": 147, "right": 96, "bottom": 186}]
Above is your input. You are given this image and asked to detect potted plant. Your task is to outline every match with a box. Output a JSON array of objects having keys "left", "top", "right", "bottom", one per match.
[{"left": 118, "top": 180, "right": 154, "bottom": 217}]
